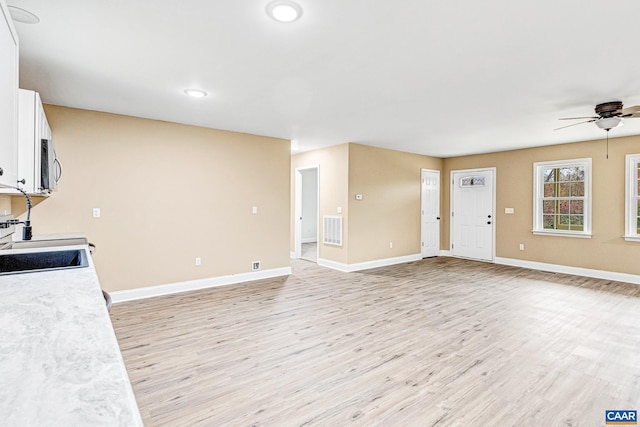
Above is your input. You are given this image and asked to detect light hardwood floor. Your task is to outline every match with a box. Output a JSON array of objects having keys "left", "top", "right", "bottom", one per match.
[
  {"left": 110, "top": 257, "right": 640, "bottom": 426},
  {"left": 301, "top": 242, "right": 317, "bottom": 263}
]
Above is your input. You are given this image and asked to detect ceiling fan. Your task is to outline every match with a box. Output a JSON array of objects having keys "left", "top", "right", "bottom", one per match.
[{"left": 555, "top": 101, "right": 640, "bottom": 131}]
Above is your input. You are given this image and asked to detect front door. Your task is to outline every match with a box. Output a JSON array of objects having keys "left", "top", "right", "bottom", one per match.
[
  {"left": 421, "top": 169, "right": 440, "bottom": 257},
  {"left": 451, "top": 168, "right": 495, "bottom": 261}
]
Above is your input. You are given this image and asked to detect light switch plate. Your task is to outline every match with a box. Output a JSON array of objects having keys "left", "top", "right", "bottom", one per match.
[{"left": 505, "top": 207, "right": 514, "bottom": 214}]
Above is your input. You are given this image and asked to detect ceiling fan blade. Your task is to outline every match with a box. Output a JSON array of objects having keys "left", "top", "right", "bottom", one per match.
[
  {"left": 558, "top": 116, "right": 599, "bottom": 120},
  {"left": 554, "top": 119, "right": 596, "bottom": 131},
  {"left": 620, "top": 105, "right": 640, "bottom": 115}
]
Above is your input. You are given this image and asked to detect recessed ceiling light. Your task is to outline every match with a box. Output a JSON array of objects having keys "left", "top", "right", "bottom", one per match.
[
  {"left": 266, "top": 1, "right": 303, "bottom": 23},
  {"left": 184, "top": 89, "right": 207, "bottom": 98},
  {"left": 8, "top": 6, "right": 40, "bottom": 24}
]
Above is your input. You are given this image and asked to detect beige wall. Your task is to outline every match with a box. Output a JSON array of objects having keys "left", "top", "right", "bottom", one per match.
[
  {"left": 443, "top": 134, "right": 640, "bottom": 275},
  {"left": 291, "top": 143, "right": 442, "bottom": 265},
  {"left": 0, "top": 195, "right": 10, "bottom": 214},
  {"left": 291, "top": 144, "right": 349, "bottom": 263},
  {"left": 6, "top": 106, "right": 640, "bottom": 283},
  {"left": 11, "top": 105, "right": 291, "bottom": 291},
  {"left": 348, "top": 143, "right": 442, "bottom": 263}
]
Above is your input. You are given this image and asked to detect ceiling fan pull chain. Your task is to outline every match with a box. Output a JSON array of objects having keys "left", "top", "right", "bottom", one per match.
[{"left": 606, "top": 131, "right": 609, "bottom": 159}]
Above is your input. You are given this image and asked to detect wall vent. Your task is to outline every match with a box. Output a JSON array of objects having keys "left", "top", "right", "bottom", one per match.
[{"left": 323, "top": 215, "right": 343, "bottom": 246}]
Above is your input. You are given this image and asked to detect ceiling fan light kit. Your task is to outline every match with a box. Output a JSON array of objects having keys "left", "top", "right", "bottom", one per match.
[
  {"left": 556, "top": 100, "right": 640, "bottom": 132},
  {"left": 595, "top": 117, "right": 621, "bottom": 131}
]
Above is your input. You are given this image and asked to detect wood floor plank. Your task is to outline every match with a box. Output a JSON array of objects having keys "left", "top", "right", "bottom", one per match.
[{"left": 110, "top": 257, "right": 640, "bottom": 426}]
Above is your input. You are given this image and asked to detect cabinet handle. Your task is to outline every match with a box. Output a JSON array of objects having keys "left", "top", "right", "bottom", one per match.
[
  {"left": 54, "top": 158, "right": 63, "bottom": 183},
  {"left": 0, "top": 167, "right": 3, "bottom": 176}
]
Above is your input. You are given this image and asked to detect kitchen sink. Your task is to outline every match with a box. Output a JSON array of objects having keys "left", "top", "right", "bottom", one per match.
[{"left": 0, "top": 249, "right": 89, "bottom": 275}]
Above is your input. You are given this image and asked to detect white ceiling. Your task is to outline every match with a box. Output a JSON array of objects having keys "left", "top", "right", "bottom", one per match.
[{"left": 9, "top": 0, "right": 640, "bottom": 157}]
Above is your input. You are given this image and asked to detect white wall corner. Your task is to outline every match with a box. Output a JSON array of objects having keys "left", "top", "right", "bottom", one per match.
[{"left": 110, "top": 266, "right": 292, "bottom": 303}]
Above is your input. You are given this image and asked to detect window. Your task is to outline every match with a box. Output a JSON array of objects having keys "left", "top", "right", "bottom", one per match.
[
  {"left": 533, "top": 158, "right": 592, "bottom": 237},
  {"left": 460, "top": 176, "right": 485, "bottom": 187},
  {"left": 625, "top": 154, "right": 640, "bottom": 242}
]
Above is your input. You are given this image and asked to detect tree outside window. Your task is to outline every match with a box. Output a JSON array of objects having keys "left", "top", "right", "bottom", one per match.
[
  {"left": 541, "top": 166, "right": 585, "bottom": 231},
  {"left": 533, "top": 158, "right": 591, "bottom": 237}
]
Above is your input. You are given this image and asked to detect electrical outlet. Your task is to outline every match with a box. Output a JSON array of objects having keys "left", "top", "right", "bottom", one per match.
[
  {"left": 195, "top": 257, "right": 201, "bottom": 266},
  {"left": 92, "top": 208, "right": 101, "bottom": 218},
  {"left": 252, "top": 206, "right": 258, "bottom": 214},
  {"left": 252, "top": 261, "right": 261, "bottom": 271},
  {"left": 519, "top": 244, "right": 525, "bottom": 251},
  {"left": 389, "top": 242, "right": 393, "bottom": 249}
]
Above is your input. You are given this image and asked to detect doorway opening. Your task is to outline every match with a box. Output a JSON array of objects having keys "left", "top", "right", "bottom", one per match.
[{"left": 294, "top": 166, "right": 319, "bottom": 262}]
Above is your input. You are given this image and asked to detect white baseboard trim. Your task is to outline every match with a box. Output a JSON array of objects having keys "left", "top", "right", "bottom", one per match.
[
  {"left": 494, "top": 257, "right": 640, "bottom": 285},
  {"left": 290, "top": 251, "right": 296, "bottom": 259},
  {"left": 317, "top": 253, "right": 423, "bottom": 273},
  {"left": 111, "top": 266, "right": 292, "bottom": 304},
  {"left": 439, "top": 250, "right": 452, "bottom": 256}
]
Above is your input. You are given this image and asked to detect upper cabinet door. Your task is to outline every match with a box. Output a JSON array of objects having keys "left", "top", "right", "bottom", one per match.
[{"left": 0, "top": 0, "right": 19, "bottom": 188}]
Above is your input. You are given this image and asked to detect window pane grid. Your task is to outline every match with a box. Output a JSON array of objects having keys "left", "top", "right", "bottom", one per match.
[{"left": 541, "top": 166, "right": 585, "bottom": 231}]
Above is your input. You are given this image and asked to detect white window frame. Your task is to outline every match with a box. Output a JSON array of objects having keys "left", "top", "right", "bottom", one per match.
[
  {"left": 624, "top": 154, "right": 640, "bottom": 242},
  {"left": 532, "top": 158, "right": 592, "bottom": 238}
]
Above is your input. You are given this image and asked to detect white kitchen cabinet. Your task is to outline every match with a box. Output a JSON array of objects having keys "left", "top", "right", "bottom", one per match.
[
  {"left": 16, "top": 89, "right": 56, "bottom": 195},
  {"left": 0, "top": 0, "right": 19, "bottom": 188}
]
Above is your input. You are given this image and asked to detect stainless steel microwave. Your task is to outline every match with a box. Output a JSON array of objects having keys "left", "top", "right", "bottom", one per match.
[{"left": 40, "top": 138, "right": 61, "bottom": 192}]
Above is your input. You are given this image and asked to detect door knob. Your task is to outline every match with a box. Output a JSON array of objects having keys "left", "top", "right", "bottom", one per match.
[{"left": 436, "top": 217, "right": 440, "bottom": 220}]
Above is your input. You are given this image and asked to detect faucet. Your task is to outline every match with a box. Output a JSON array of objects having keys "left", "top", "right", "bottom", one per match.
[{"left": 0, "top": 184, "right": 33, "bottom": 240}]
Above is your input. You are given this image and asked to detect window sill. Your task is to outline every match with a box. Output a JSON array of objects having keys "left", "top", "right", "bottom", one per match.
[
  {"left": 532, "top": 230, "right": 592, "bottom": 239},
  {"left": 624, "top": 236, "right": 640, "bottom": 242}
]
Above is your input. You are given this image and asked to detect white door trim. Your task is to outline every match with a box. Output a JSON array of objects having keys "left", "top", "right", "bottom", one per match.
[
  {"left": 294, "top": 165, "right": 319, "bottom": 259},
  {"left": 421, "top": 168, "right": 440, "bottom": 258},
  {"left": 449, "top": 167, "right": 496, "bottom": 262}
]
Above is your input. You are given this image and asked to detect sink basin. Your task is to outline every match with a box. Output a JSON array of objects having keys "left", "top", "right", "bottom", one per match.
[{"left": 0, "top": 249, "right": 89, "bottom": 275}]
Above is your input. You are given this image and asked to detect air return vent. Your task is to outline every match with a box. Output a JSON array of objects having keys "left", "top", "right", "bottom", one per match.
[{"left": 323, "top": 215, "right": 343, "bottom": 246}]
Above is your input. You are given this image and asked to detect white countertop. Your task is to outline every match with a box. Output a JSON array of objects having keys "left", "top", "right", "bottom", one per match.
[{"left": 0, "top": 245, "right": 143, "bottom": 426}]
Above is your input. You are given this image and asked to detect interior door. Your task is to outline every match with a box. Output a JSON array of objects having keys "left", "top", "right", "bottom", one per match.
[
  {"left": 294, "top": 165, "right": 319, "bottom": 260},
  {"left": 451, "top": 169, "right": 495, "bottom": 261},
  {"left": 421, "top": 169, "right": 440, "bottom": 257}
]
